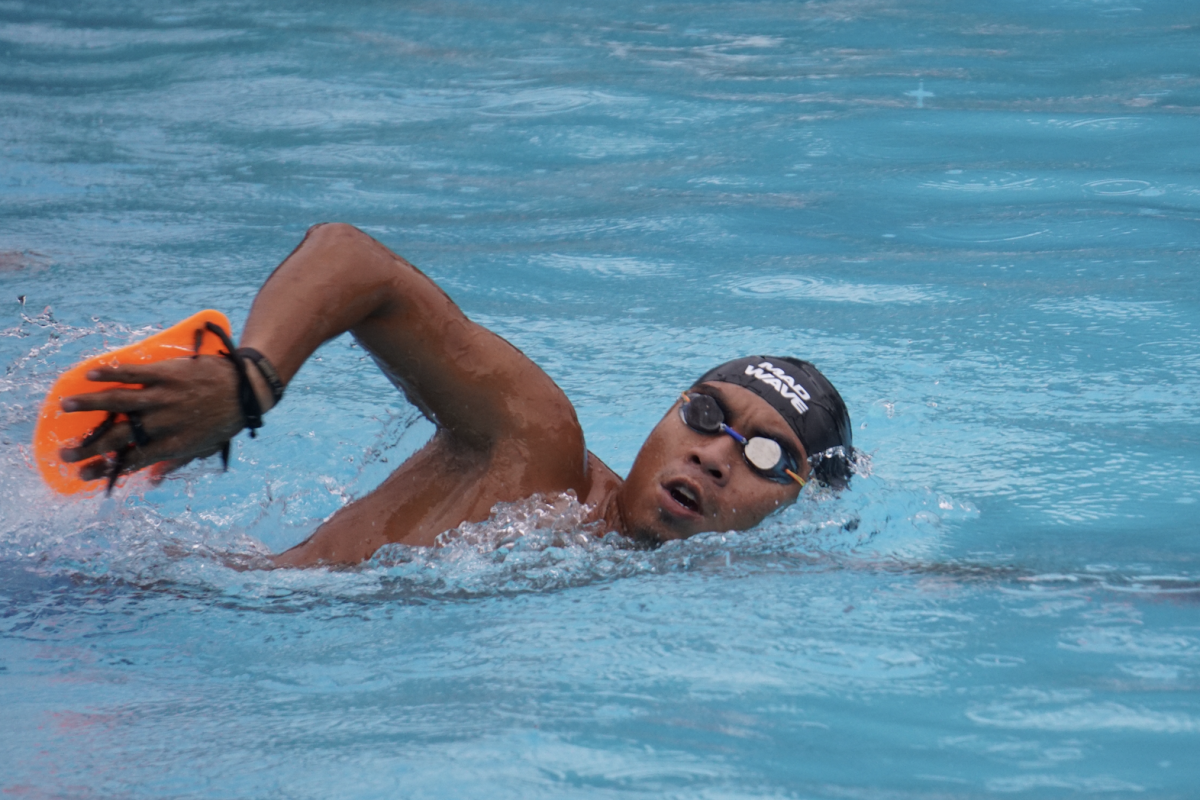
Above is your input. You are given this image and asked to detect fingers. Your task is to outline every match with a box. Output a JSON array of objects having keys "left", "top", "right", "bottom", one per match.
[
  {"left": 79, "top": 412, "right": 118, "bottom": 448},
  {"left": 61, "top": 387, "right": 159, "bottom": 414},
  {"left": 62, "top": 417, "right": 158, "bottom": 463},
  {"left": 74, "top": 437, "right": 160, "bottom": 482},
  {"left": 78, "top": 448, "right": 148, "bottom": 487},
  {"left": 63, "top": 424, "right": 123, "bottom": 463},
  {"left": 79, "top": 456, "right": 113, "bottom": 482},
  {"left": 60, "top": 360, "right": 193, "bottom": 413},
  {"left": 84, "top": 364, "right": 165, "bottom": 386},
  {"left": 127, "top": 411, "right": 151, "bottom": 447},
  {"left": 84, "top": 447, "right": 224, "bottom": 487},
  {"left": 54, "top": 353, "right": 245, "bottom": 485},
  {"left": 67, "top": 416, "right": 228, "bottom": 480}
]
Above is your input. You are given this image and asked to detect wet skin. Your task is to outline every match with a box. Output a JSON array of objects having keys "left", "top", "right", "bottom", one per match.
[
  {"left": 59, "top": 224, "right": 809, "bottom": 566},
  {"left": 611, "top": 383, "right": 809, "bottom": 543}
]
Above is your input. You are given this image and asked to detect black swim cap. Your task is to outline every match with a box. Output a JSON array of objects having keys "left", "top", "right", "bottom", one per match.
[{"left": 694, "top": 356, "right": 854, "bottom": 486}]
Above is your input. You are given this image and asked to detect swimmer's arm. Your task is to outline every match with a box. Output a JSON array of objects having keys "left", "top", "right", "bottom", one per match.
[
  {"left": 63, "top": 223, "right": 581, "bottom": 476},
  {"left": 239, "top": 223, "right": 577, "bottom": 451}
]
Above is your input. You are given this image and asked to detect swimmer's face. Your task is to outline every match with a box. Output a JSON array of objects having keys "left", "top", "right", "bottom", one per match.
[{"left": 618, "top": 382, "right": 810, "bottom": 544}]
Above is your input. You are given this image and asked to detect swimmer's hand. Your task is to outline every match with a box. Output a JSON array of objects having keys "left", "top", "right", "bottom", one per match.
[{"left": 58, "top": 356, "right": 271, "bottom": 484}]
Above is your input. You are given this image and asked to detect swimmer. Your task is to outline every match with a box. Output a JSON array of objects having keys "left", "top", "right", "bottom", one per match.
[{"left": 58, "top": 224, "right": 853, "bottom": 566}]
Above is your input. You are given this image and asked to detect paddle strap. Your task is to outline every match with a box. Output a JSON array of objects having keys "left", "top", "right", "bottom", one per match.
[{"left": 204, "top": 322, "right": 264, "bottom": 438}]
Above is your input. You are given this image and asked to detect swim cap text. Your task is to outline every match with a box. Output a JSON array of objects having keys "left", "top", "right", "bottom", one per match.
[{"left": 745, "top": 362, "right": 810, "bottom": 414}]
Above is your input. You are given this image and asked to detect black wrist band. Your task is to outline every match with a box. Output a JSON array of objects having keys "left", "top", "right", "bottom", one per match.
[
  {"left": 236, "top": 347, "right": 286, "bottom": 405},
  {"left": 204, "top": 321, "right": 263, "bottom": 439}
]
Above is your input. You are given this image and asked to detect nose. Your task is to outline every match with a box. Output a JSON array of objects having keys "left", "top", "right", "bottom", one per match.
[{"left": 688, "top": 436, "right": 735, "bottom": 485}]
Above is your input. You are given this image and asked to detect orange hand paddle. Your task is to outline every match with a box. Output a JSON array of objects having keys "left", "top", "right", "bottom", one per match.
[{"left": 33, "top": 309, "right": 232, "bottom": 495}]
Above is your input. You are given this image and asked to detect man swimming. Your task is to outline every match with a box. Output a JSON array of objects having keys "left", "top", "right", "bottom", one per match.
[{"left": 58, "top": 224, "right": 853, "bottom": 567}]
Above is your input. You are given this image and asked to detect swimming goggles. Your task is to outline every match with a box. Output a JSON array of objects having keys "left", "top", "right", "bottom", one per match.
[{"left": 679, "top": 392, "right": 806, "bottom": 486}]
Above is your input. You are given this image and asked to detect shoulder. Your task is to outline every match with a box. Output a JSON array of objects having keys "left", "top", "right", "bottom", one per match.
[
  {"left": 582, "top": 451, "right": 622, "bottom": 507},
  {"left": 481, "top": 358, "right": 588, "bottom": 483}
]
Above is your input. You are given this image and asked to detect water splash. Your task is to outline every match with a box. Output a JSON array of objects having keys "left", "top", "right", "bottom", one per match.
[
  {"left": 0, "top": 460, "right": 977, "bottom": 606},
  {"left": 7, "top": 316, "right": 1187, "bottom": 607},
  {"left": 1, "top": 318, "right": 975, "bottom": 604}
]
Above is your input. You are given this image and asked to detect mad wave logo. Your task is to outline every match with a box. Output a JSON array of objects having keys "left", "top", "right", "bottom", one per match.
[{"left": 745, "top": 362, "right": 810, "bottom": 414}]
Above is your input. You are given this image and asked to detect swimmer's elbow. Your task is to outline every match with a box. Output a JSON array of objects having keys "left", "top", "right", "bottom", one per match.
[
  {"left": 300, "top": 222, "right": 421, "bottom": 305},
  {"left": 305, "top": 221, "right": 368, "bottom": 247}
]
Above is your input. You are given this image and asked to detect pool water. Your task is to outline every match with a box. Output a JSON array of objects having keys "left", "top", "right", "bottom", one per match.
[{"left": 2, "top": 0, "right": 1199, "bottom": 796}]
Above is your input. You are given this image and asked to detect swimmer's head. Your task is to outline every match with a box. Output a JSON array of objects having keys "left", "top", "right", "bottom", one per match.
[
  {"left": 618, "top": 356, "right": 853, "bottom": 544},
  {"left": 692, "top": 356, "right": 854, "bottom": 488}
]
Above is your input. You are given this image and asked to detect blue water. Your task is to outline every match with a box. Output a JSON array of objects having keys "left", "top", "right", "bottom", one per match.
[{"left": 2, "top": 0, "right": 1199, "bottom": 795}]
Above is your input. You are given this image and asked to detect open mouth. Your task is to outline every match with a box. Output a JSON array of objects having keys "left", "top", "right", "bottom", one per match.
[{"left": 665, "top": 481, "right": 702, "bottom": 515}]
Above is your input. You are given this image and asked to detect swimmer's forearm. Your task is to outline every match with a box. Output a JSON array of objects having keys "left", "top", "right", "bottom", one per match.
[{"left": 238, "top": 223, "right": 410, "bottom": 387}]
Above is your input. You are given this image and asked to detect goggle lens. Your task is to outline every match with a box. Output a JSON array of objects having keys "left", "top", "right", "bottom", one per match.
[
  {"left": 743, "top": 436, "right": 783, "bottom": 471},
  {"left": 679, "top": 393, "right": 803, "bottom": 485},
  {"left": 681, "top": 392, "right": 724, "bottom": 434}
]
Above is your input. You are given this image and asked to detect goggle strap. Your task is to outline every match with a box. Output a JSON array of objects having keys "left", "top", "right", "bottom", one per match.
[
  {"left": 720, "top": 424, "right": 746, "bottom": 444},
  {"left": 784, "top": 468, "right": 806, "bottom": 487}
]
